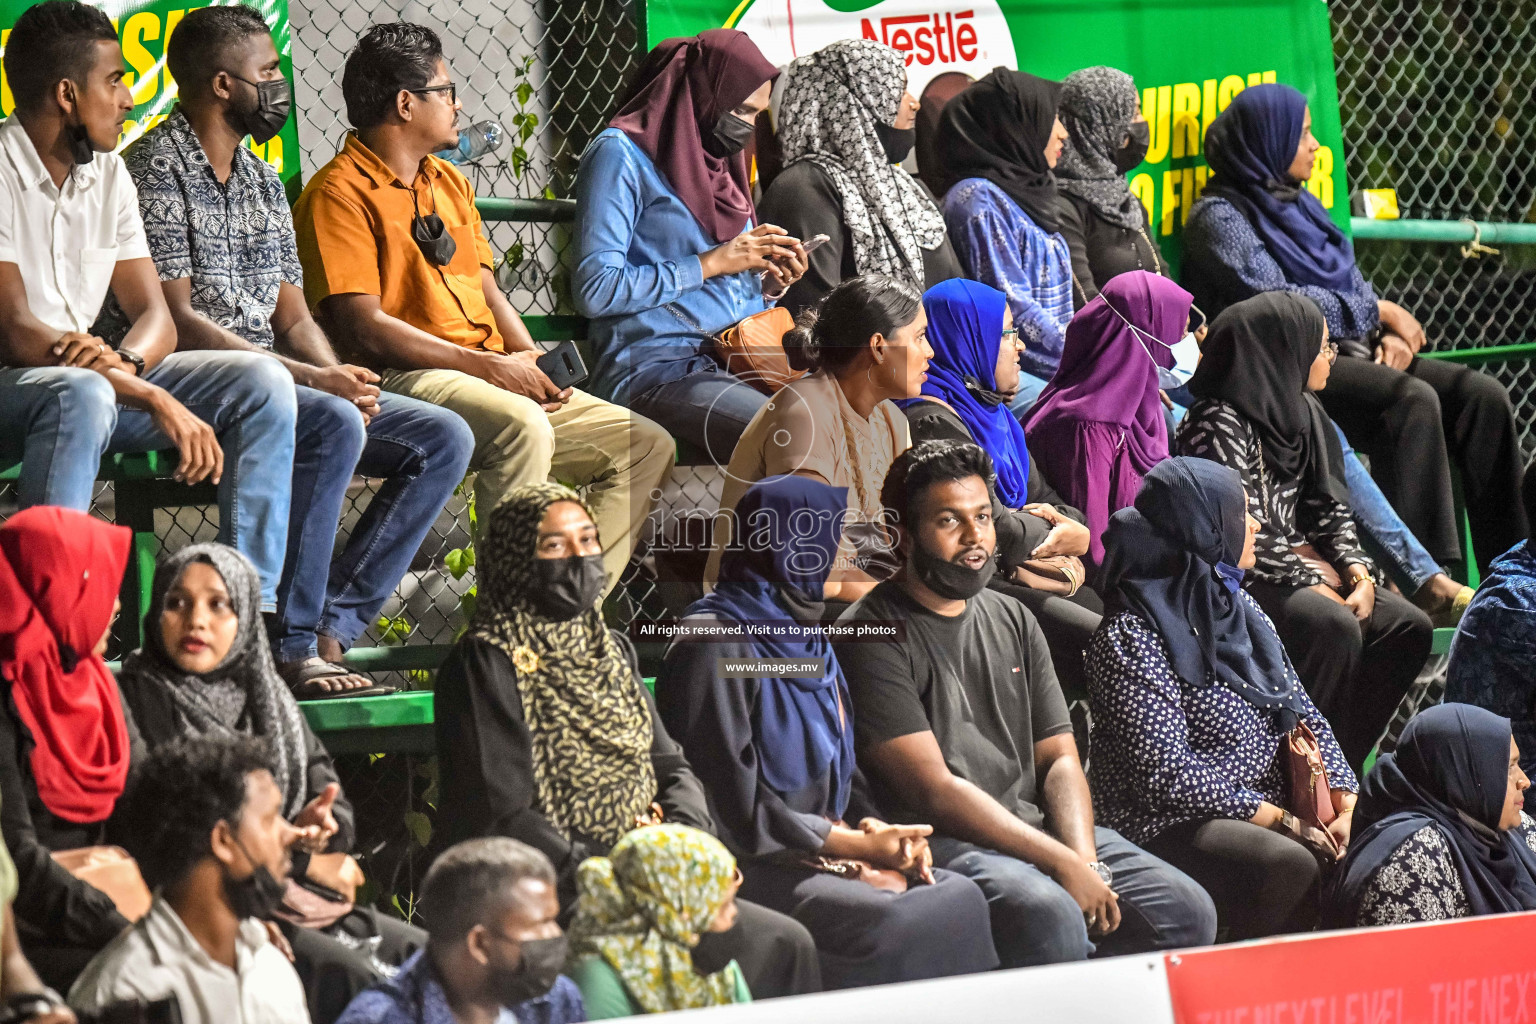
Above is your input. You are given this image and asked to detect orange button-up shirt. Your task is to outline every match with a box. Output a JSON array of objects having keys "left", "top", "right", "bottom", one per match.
[{"left": 293, "top": 133, "right": 503, "bottom": 352}]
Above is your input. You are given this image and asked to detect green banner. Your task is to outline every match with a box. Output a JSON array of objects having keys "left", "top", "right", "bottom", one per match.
[
  {"left": 0, "top": 0, "right": 300, "bottom": 190},
  {"left": 647, "top": 0, "right": 1348, "bottom": 273}
]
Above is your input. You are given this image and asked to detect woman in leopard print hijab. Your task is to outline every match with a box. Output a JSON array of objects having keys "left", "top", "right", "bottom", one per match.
[{"left": 470, "top": 483, "right": 657, "bottom": 848}]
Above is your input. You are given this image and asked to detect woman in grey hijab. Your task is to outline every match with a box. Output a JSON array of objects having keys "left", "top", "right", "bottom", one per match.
[
  {"left": 1054, "top": 66, "right": 1161, "bottom": 304},
  {"left": 117, "top": 543, "right": 426, "bottom": 1024}
]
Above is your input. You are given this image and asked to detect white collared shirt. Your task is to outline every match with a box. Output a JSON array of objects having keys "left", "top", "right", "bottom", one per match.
[
  {"left": 68, "top": 897, "right": 311, "bottom": 1024},
  {"left": 0, "top": 118, "right": 151, "bottom": 334}
]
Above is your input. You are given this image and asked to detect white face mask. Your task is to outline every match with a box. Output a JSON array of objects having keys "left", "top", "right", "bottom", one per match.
[{"left": 1103, "top": 299, "right": 1203, "bottom": 390}]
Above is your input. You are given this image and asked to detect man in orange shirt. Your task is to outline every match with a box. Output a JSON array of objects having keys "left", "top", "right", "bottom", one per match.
[{"left": 293, "top": 23, "right": 672, "bottom": 588}]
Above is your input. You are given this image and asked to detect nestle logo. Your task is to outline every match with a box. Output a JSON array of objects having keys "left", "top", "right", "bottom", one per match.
[{"left": 860, "top": 10, "right": 978, "bottom": 66}]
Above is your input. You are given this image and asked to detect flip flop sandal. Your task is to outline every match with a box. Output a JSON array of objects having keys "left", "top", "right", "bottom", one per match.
[{"left": 279, "top": 656, "right": 397, "bottom": 701}]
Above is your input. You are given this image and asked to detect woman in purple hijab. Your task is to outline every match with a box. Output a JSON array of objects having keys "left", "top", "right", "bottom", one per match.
[{"left": 1024, "top": 271, "right": 1193, "bottom": 570}]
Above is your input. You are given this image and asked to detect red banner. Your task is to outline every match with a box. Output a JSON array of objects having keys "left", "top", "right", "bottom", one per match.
[{"left": 1163, "top": 912, "right": 1536, "bottom": 1024}]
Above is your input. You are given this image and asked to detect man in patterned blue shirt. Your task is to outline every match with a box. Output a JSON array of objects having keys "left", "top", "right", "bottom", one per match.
[
  {"left": 336, "top": 838, "right": 584, "bottom": 1024},
  {"left": 104, "top": 5, "right": 475, "bottom": 697},
  {"left": 1447, "top": 463, "right": 1536, "bottom": 778}
]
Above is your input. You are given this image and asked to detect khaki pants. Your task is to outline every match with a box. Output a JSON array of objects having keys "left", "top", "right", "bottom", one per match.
[{"left": 380, "top": 368, "right": 674, "bottom": 588}]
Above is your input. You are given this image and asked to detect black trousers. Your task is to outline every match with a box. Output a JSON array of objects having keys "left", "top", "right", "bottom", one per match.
[
  {"left": 1246, "top": 582, "right": 1432, "bottom": 769},
  {"left": 692, "top": 897, "right": 822, "bottom": 999},
  {"left": 1143, "top": 818, "right": 1322, "bottom": 941},
  {"left": 988, "top": 580, "right": 1104, "bottom": 703},
  {"left": 282, "top": 908, "right": 426, "bottom": 1024},
  {"left": 1320, "top": 355, "right": 1526, "bottom": 573}
]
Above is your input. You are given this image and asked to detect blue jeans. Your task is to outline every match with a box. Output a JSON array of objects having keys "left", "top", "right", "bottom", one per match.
[
  {"left": 0, "top": 366, "right": 119, "bottom": 508},
  {"left": 1334, "top": 422, "right": 1442, "bottom": 592},
  {"left": 1006, "top": 370, "right": 1054, "bottom": 421},
  {"left": 269, "top": 389, "right": 473, "bottom": 660},
  {"left": 627, "top": 367, "right": 768, "bottom": 465},
  {"left": 110, "top": 352, "right": 298, "bottom": 610},
  {"left": 929, "top": 827, "right": 1216, "bottom": 968}
]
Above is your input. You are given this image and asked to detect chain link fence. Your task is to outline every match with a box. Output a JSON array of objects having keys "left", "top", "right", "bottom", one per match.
[
  {"left": 1331, "top": 0, "right": 1536, "bottom": 452},
  {"left": 1, "top": 0, "right": 1530, "bottom": 918}
]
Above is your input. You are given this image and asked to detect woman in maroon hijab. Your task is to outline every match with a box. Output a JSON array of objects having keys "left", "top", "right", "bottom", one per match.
[
  {"left": 0, "top": 507, "right": 138, "bottom": 991},
  {"left": 1024, "top": 271, "right": 1194, "bottom": 572},
  {"left": 572, "top": 30, "right": 809, "bottom": 460}
]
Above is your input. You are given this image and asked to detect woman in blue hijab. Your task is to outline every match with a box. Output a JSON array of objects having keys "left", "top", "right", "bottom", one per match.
[
  {"left": 1182, "top": 83, "right": 1524, "bottom": 586},
  {"left": 654, "top": 475, "right": 997, "bottom": 989},
  {"left": 899, "top": 278, "right": 1103, "bottom": 700},
  {"left": 1327, "top": 703, "right": 1535, "bottom": 927},
  {"left": 1087, "top": 457, "right": 1357, "bottom": 939}
]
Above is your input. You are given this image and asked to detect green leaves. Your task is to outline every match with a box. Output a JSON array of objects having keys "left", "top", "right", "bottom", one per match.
[
  {"left": 375, "top": 614, "right": 412, "bottom": 645},
  {"left": 445, "top": 545, "right": 476, "bottom": 579}
]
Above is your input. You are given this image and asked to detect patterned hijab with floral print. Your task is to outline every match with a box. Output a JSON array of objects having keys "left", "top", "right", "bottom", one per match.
[
  {"left": 569, "top": 825, "right": 740, "bottom": 1013},
  {"left": 471, "top": 483, "right": 655, "bottom": 848},
  {"left": 777, "top": 39, "right": 946, "bottom": 288}
]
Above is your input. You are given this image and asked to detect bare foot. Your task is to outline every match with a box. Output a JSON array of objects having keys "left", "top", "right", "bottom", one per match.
[
  {"left": 1411, "top": 573, "right": 1465, "bottom": 614},
  {"left": 1412, "top": 573, "right": 1474, "bottom": 627}
]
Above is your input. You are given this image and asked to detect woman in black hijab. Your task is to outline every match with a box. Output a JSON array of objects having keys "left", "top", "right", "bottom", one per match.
[
  {"left": 933, "top": 69, "right": 1075, "bottom": 399},
  {"left": 1174, "top": 293, "right": 1432, "bottom": 769}
]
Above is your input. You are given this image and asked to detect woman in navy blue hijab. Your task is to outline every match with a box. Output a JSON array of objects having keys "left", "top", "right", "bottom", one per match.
[
  {"left": 1327, "top": 703, "right": 1535, "bottom": 927},
  {"left": 654, "top": 474, "right": 998, "bottom": 989},
  {"left": 1182, "top": 83, "right": 1525, "bottom": 587}
]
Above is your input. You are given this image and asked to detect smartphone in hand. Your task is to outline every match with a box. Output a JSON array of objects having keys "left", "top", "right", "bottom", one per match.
[{"left": 535, "top": 340, "right": 588, "bottom": 390}]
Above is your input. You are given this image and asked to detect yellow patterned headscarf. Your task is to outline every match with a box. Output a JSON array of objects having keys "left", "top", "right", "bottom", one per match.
[
  {"left": 568, "top": 825, "right": 740, "bottom": 1013},
  {"left": 472, "top": 483, "right": 656, "bottom": 847}
]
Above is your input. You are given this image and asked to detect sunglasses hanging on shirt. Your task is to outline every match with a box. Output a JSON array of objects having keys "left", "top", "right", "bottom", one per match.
[{"left": 411, "top": 186, "right": 457, "bottom": 267}]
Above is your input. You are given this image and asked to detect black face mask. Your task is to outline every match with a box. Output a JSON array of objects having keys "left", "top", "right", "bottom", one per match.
[
  {"left": 222, "top": 835, "right": 288, "bottom": 921},
  {"left": 874, "top": 122, "right": 916, "bottom": 164},
  {"left": 704, "top": 111, "right": 755, "bottom": 158},
  {"left": 529, "top": 554, "right": 607, "bottom": 620},
  {"left": 493, "top": 934, "right": 569, "bottom": 1007},
  {"left": 911, "top": 541, "right": 993, "bottom": 601},
  {"left": 1115, "top": 121, "right": 1151, "bottom": 173},
  {"left": 66, "top": 122, "right": 94, "bottom": 166},
  {"left": 963, "top": 376, "right": 1010, "bottom": 408},
  {"left": 230, "top": 75, "right": 292, "bottom": 144},
  {"left": 412, "top": 189, "right": 458, "bottom": 267}
]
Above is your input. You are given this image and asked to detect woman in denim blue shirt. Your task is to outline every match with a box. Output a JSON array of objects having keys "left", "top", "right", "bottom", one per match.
[{"left": 572, "top": 30, "right": 807, "bottom": 457}]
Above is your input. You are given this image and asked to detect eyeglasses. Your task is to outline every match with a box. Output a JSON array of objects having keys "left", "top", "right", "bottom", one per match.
[
  {"left": 411, "top": 83, "right": 457, "bottom": 105},
  {"left": 1000, "top": 327, "right": 1024, "bottom": 350},
  {"left": 1321, "top": 341, "right": 1339, "bottom": 364}
]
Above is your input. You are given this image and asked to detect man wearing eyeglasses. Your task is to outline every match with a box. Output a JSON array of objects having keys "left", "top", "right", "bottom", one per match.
[{"left": 293, "top": 23, "right": 674, "bottom": 592}]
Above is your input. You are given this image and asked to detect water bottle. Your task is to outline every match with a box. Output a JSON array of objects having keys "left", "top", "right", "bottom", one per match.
[{"left": 436, "top": 121, "right": 505, "bottom": 164}]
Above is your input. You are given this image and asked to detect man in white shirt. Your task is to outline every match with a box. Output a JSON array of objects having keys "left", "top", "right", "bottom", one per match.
[
  {"left": 70, "top": 735, "right": 312, "bottom": 1024},
  {"left": 0, "top": 0, "right": 296, "bottom": 611}
]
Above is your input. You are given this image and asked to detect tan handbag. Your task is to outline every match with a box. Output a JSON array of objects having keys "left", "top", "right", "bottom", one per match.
[
  {"left": 708, "top": 306, "right": 805, "bottom": 395},
  {"left": 52, "top": 846, "right": 152, "bottom": 922}
]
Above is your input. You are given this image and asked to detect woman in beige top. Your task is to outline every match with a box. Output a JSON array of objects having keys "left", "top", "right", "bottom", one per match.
[{"left": 708, "top": 275, "right": 933, "bottom": 600}]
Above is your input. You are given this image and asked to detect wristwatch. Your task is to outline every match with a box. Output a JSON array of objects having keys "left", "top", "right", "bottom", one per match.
[
  {"left": 118, "top": 347, "right": 146, "bottom": 376},
  {"left": 1270, "top": 809, "right": 1300, "bottom": 836},
  {"left": 1087, "top": 860, "right": 1113, "bottom": 886}
]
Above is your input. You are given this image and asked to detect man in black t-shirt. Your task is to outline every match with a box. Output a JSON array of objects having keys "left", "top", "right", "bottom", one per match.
[{"left": 837, "top": 441, "right": 1216, "bottom": 967}]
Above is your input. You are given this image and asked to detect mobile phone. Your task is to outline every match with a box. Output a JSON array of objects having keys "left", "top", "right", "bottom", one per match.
[
  {"left": 535, "top": 340, "right": 588, "bottom": 390},
  {"left": 759, "top": 233, "right": 832, "bottom": 283}
]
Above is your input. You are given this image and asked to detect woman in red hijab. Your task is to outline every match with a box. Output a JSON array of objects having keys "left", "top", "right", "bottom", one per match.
[
  {"left": 572, "top": 29, "right": 809, "bottom": 460},
  {"left": 0, "top": 507, "right": 137, "bottom": 990}
]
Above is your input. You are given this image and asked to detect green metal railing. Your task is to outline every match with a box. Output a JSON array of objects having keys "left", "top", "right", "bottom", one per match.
[{"left": 1351, "top": 217, "right": 1536, "bottom": 245}]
